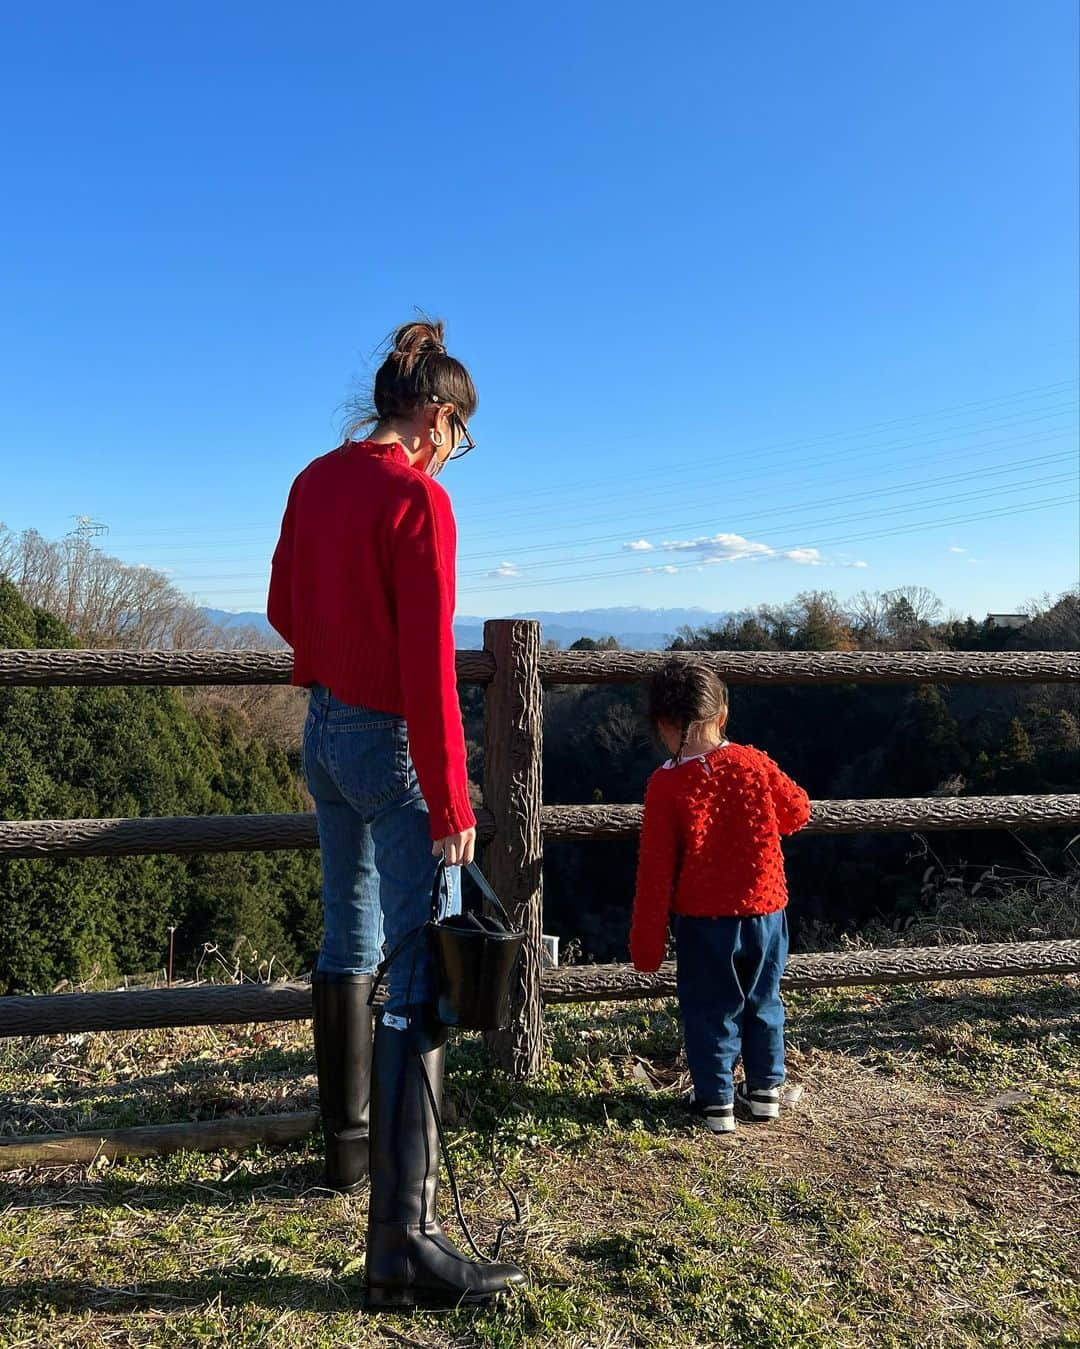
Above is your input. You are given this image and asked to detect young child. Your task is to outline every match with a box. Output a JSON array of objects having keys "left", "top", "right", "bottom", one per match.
[{"left": 629, "top": 658, "right": 811, "bottom": 1134}]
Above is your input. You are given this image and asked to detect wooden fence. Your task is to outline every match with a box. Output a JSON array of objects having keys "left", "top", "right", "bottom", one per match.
[{"left": 1, "top": 625, "right": 1078, "bottom": 1168}]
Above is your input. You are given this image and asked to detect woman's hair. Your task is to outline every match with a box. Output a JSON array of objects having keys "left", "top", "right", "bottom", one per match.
[
  {"left": 343, "top": 318, "right": 478, "bottom": 438},
  {"left": 647, "top": 657, "right": 729, "bottom": 764}
]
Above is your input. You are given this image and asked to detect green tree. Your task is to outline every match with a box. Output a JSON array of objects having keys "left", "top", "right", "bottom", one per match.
[
  {"left": 881, "top": 686, "right": 969, "bottom": 795},
  {"left": 0, "top": 578, "right": 320, "bottom": 993},
  {"left": 569, "top": 635, "right": 620, "bottom": 651}
]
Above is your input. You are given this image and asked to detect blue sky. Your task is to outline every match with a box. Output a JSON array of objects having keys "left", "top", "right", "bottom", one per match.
[{"left": 1, "top": 1, "right": 1077, "bottom": 622}]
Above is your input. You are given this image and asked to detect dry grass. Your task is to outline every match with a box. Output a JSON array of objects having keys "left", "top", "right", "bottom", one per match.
[{"left": 0, "top": 977, "right": 1077, "bottom": 1348}]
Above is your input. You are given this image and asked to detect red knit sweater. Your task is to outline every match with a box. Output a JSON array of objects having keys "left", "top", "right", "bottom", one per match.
[
  {"left": 629, "top": 743, "right": 810, "bottom": 972},
  {"left": 267, "top": 440, "right": 475, "bottom": 842}
]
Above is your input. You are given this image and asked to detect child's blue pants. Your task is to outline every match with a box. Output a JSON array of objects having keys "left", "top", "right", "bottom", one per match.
[{"left": 675, "top": 909, "right": 788, "bottom": 1107}]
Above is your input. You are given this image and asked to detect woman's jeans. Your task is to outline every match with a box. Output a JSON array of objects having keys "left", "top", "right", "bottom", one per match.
[
  {"left": 675, "top": 909, "right": 788, "bottom": 1107},
  {"left": 303, "top": 684, "right": 460, "bottom": 1018}
]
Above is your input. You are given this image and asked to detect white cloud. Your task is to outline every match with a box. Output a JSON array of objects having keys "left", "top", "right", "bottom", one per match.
[
  {"left": 653, "top": 532, "right": 827, "bottom": 567},
  {"left": 623, "top": 539, "right": 654, "bottom": 552},
  {"left": 659, "top": 531, "right": 773, "bottom": 562},
  {"left": 949, "top": 545, "right": 967, "bottom": 554},
  {"left": 840, "top": 559, "right": 869, "bottom": 569},
  {"left": 644, "top": 564, "right": 679, "bottom": 575},
  {"left": 488, "top": 561, "right": 520, "bottom": 579}
]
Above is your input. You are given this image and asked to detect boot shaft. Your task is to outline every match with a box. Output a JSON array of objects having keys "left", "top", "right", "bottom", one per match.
[
  {"left": 368, "top": 1009, "right": 447, "bottom": 1227},
  {"left": 311, "top": 971, "right": 375, "bottom": 1191}
]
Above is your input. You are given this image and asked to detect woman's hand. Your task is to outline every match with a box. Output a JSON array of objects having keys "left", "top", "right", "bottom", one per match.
[{"left": 432, "top": 827, "right": 476, "bottom": 867}]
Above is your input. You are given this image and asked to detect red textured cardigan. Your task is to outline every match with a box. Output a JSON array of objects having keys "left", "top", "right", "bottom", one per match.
[
  {"left": 629, "top": 743, "right": 811, "bottom": 972},
  {"left": 267, "top": 441, "right": 475, "bottom": 842}
]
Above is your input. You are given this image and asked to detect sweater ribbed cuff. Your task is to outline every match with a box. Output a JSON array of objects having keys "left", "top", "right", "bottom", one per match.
[{"left": 427, "top": 783, "right": 477, "bottom": 843}]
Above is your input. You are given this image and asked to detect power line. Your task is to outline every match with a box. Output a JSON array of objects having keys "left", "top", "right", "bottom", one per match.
[
  {"left": 455, "top": 405, "right": 1079, "bottom": 543},
  {"left": 455, "top": 494, "right": 1079, "bottom": 596},
  {"left": 101, "top": 413, "right": 1077, "bottom": 562},
  {"left": 98, "top": 379, "right": 1078, "bottom": 546},
  {"left": 164, "top": 449, "right": 1075, "bottom": 584},
  {"left": 456, "top": 435, "right": 1077, "bottom": 564},
  {"left": 454, "top": 471, "right": 1077, "bottom": 582},
  {"left": 191, "top": 494, "right": 1077, "bottom": 601},
  {"left": 452, "top": 378, "right": 1079, "bottom": 510},
  {"left": 66, "top": 515, "right": 109, "bottom": 545}
]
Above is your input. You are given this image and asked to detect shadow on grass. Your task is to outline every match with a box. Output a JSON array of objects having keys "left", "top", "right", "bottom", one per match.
[
  {"left": 0, "top": 1157, "right": 334, "bottom": 1212},
  {"left": 787, "top": 981, "right": 1079, "bottom": 1056},
  {"left": 0, "top": 1274, "right": 449, "bottom": 1343},
  {"left": 0, "top": 1270, "right": 350, "bottom": 1316},
  {"left": 0, "top": 1072, "right": 697, "bottom": 1218},
  {"left": 552, "top": 980, "right": 1079, "bottom": 1059},
  {"left": 0, "top": 1044, "right": 317, "bottom": 1134}
]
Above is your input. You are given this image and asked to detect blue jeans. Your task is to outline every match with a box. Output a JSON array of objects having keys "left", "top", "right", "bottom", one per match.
[
  {"left": 303, "top": 684, "right": 460, "bottom": 1017},
  {"left": 675, "top": 910, "right": 788, "bottom": 1107}
]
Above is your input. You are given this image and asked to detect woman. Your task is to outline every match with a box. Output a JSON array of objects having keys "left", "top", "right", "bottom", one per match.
[{"left": 268, "top": 320, "right": 524, "bottom": 1308}]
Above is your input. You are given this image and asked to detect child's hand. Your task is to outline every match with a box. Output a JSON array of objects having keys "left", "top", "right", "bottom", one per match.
[{"left": 629, "top": 938, "right": 664, "bottom": 974}]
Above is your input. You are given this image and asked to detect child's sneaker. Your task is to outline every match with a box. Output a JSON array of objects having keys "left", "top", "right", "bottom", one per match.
[
  {"left": 691, "top": 1099, "right": 736, "bottom": 1134},
  {"left": 735, "top": 1082, "right": 781, "bottom": 1121}
]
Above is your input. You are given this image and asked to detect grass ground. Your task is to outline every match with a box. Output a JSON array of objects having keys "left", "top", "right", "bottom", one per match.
[{"left": 0, "top": 977, "right": 1076, "bottom": 1348}]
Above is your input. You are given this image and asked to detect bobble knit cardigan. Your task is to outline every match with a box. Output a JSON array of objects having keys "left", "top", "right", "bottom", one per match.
[{"left": 629, "top": 742, "right": 810, "bottom": 972}]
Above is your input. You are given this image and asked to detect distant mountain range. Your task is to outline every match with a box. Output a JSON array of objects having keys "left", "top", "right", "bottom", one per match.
[
  {"left": 201, "top": 608, "right": 279, "bottom": 636},
  {"left": 454, "top": 607, "right": 730, "bottom": 650},
  {"left": 200, "top": 606, "right": 729, "bottom": 651}
]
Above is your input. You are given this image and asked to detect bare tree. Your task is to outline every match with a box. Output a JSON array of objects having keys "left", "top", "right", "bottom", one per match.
[
  {"left": 1, "top": 521, "right": 308, "bottom": 748},
  {"left": 848, "top": 589, "right": 891, "bottom": 648},
  {"left": 0, "top": 522, "right": 217, "bottom": 649},
  {"left": 882, "top": 585, "right": 943, "bottom": 626}
]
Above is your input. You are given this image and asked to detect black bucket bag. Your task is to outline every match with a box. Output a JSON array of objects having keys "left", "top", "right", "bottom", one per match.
[
  {"left": 369, "top": 859, "right": 526, "bottom": 1032},
  {"left": 429, "top": 860, "right": 526, "bottom": 1031}
]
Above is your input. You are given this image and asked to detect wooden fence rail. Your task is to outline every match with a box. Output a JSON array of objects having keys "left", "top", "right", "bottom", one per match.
[
  {"left": 0, "top": 648, "right": 495, "bottom": 687},
  {"left": 2, "top": 646, "right": 1078, "bottom": 688},
  {"left": 536, "top": 648, "right": 1080, "bottom": 685},
  {"left": 4, "top": 794, "right": 1078, "bottom": 860},
  {"left": 2, "top": 941, "right": 1078, "bottom": 1040},
  {"left": 0, "top": 1113, "right": 320, "bottom": 1172},
  {"left": 542, "top": 794, "right": 1080, "bottom": 840}
]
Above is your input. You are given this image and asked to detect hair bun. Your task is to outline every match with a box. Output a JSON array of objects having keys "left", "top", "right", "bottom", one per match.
[
  {"left": 391, "top": 319, "right": 447, "bottom": 370},
  {"left": 345, "top": 314, "right": 477, "bottom": 434}
]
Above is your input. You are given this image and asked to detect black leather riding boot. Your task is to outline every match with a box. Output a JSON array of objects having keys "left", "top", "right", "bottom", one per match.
[
  {"left": 364, "top": 1007, "right": 526, "bottom": 1309},
  {"left": 311, "top": 971, "right": 374, "bottom": 1193}
]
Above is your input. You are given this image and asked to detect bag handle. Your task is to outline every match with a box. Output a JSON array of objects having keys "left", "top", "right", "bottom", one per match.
[
  {"left": 428, "top": 857, "right": 519, "bottom": 932},
  {"left": 465, "top": 860, "right": 518, "bottom": 931}
]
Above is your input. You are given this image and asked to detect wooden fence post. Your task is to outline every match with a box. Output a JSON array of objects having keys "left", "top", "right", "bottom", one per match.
[{"left": 481, "top": 619, "right": 544, "bottom": 1077}]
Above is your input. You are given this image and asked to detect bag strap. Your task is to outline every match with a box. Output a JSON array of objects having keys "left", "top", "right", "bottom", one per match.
[
  {"left": 463, "top": 860, "right": 518, "bottom": 932},
  {"left": 428, "top": 858, "right": 519, "bottom": 932}
]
